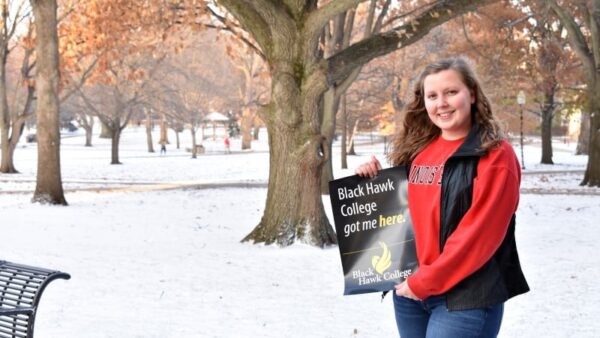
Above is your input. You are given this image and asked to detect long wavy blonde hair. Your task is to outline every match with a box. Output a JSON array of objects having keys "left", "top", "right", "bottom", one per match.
[{"left": 388, "top": 57, "right": 504, "bottom": 166}]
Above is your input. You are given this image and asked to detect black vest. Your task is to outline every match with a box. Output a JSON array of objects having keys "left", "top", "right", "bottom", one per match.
[{"left": 439, "top": 126, "right": 529, "bottom": 311}]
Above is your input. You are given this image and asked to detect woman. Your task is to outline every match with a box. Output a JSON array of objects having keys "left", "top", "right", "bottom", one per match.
[{"left": 356, "top": 57, "right": 529, "bottom": 338}]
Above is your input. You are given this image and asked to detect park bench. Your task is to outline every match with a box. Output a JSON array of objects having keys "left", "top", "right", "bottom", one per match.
[{"left": 0, "top": 261, "right": 70, "bottom": 338}]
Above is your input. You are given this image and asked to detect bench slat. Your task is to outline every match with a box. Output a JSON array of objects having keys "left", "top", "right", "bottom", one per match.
[
  {"left": 0, "top": 275, "right": 44, "bottom": 285},
  {"left": 0, "top": 321, "right": 28, "bottom": 333},
  {"left": 0, "top": 296, "right": 34, "bottom": 306},
  {"left": 0, "top": 327, "right": 28, "bottom": 338},
  {"left": 0, "top": 289, "right": 35, "bottom": 298}
]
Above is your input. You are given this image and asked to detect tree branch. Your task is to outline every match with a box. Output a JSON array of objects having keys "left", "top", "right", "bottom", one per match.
[
  {"left": 205, "top": 5, "right": 267, "bottom": 61},
  {"left": 303, "top": 0, "right": 366, "bottom": 58},
  {"left": 547, "top": 0, "right": 595, "bottom": 74},
  {"left": 590, "top": 0, "right": 600, "bottom": 68},
  {"left": 327, "top": 0, "right": 497, "bottom": 86},
  {"left": 217, "top": 0, "right": 275, "bottom": 57}
]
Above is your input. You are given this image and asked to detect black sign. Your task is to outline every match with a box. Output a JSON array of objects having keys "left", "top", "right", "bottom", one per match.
[{"left": 329, "top": 166, "right": 418, "bottom": 295}]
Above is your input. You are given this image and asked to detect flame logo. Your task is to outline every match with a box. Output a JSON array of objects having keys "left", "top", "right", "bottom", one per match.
[{"left": 371, "top": 241, "right": 392, "bottom": 274}]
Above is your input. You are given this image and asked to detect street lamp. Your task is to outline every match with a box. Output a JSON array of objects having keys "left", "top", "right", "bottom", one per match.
[{"left": 517, "top": 90, "right": 526, "bottom": 170}]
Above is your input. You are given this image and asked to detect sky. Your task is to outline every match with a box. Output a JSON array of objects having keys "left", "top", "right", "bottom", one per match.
[{"left": 1, "top": 127, "right": 599, "bottom": 337}]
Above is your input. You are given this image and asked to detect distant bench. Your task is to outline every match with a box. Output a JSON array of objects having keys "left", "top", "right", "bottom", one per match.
[{"left": 0, "top": 261, "right": 70, "bottom": 338}]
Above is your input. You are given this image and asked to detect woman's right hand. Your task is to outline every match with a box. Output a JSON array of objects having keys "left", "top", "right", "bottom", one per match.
[{"left": 355, "top": 155, "right": 382, "bottom": 178}]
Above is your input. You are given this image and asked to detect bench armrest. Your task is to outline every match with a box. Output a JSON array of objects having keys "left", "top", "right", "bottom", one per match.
[{"left": 0, "top": 307, "right": 34, "bottom": 316}]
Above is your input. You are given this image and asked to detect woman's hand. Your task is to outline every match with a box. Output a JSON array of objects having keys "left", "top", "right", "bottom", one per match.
[
  {"left": 355, "top": 155, "right": 382, "bottom": 178},
  {"left": 395, "top": 281, "right": 420, "bottom": 301}
]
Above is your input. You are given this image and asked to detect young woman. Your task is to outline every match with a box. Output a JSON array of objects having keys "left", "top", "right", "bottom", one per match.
[{"left": 356, "top": 57, "right": 529, "bottom": 338}]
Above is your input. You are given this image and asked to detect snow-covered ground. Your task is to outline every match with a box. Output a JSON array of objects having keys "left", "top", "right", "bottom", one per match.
[{"left": 1, "top": 127, "right": 599, "bottom": 337}]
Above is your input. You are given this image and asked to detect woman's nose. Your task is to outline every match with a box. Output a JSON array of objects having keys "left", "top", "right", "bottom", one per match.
[{"left": 437, "top": 95, "right": 448, "bottom": 107}]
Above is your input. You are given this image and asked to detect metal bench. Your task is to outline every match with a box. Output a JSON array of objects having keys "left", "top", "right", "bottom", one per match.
[{"left": 0, "top": 261, "right": 70, "bottom": 338}]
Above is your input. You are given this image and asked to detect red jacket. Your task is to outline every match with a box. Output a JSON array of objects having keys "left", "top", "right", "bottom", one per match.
[{"left": 406, "top": 135, "right": 522, "bottom": 301}]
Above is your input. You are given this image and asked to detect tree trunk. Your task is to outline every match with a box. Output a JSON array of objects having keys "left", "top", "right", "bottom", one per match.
[
  {"left": 582, "top": 83, "right": 600, "bottom": 186},
  {"left": 241, "top": 66, "right": 336, "bottom": 247},
  {"left": 0, "top": 126, "right": 17, "bottom": 173},
  {"left": 243, "top": 115, "right": 336, "bottom": 246},
  {"left": 341, "top": 94, "right": 348, "bottom": 169},
  {"left": 145, "top": 112, "right": 155, "bottom": 153},
  {"left": 110, "top": 128, "right": 121, "bottom": 164},
  {"left": 320, "top": 89, "right": 339, "bottom": 194},
  {"left": 175, "top": 129, "right": 180, "bottom": 149},
  {"left": 159, "top": 114, "right": 169, "bottom": 144},
  {"left": 319, "top": 67, "right": 362, "bottom": 194},
  {"left": 347, "top": 119, "right": 359, "bottom": 155},
  {"left": 241, "top": 106, "right": 253, "bottom": 150},
  {"left": 1, "top": 137, "right": 18, "bottom": 173},
  {"left": 80, "top": 116, "right": 92, "bottom": 147},
  {"left": 576, "top": 112, "right": 590, "bottom": 155},
  {"left": 99, "top": 120, "right": 111, "bottom": 138},
  {"left": 84, "top": 126, "right": 93, "bottom": 146},
  {"left": 0, "top": 44, "right": 15, "bottom": 173},
  {"left": 190, "top": 126, "right": 197, "bottom": 159},
  {"left": 253, "top": 125, "right": 260, "bottom": 140},
  {"left": 6, "top": 119, "right": 26, "bottom": 171},
  {"left": 540, "top": 102, "right": 554, "bottom": 164},
  {"left": 31, "top": 0, "right": 66, "bottom": 205}
]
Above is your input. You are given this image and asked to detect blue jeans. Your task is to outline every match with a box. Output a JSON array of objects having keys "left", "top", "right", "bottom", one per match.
[{"left": 393, "top": 294, "right": 503, "bottom": 338}]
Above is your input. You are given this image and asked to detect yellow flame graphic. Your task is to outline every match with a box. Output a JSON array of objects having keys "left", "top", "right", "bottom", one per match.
[{"left": 371, "top": 241, "right": 392, "bottom": 274}]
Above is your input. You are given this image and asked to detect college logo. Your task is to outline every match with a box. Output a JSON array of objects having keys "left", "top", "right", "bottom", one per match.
[{"left": 371, "top": 241, "right": 392, "bottom": 274}]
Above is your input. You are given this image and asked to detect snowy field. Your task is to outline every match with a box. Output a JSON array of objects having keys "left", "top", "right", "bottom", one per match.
[{"left": 1, "top": 127, "right": 599, "bottom": 338}]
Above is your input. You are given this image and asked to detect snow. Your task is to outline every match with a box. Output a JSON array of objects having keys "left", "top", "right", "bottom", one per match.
[{"left": 1, "top": 127, "right": 599, "bottom": 338}]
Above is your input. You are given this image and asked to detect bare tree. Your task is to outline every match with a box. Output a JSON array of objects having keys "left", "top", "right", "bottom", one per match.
[
  {"left": 79, "top": 53, "right": 164, "bottom": 164},
  {"left": 212, "top": 0, "right": 497, "bottom": 246},
  {"left": 549, "top": 0, "right": 600, "bottom": 186},
  {"left": 30, "top": 0, "right": 66, "bottom": 204},
  {"left": 0, "top": 1, "right": 34, "bottom": 173}
]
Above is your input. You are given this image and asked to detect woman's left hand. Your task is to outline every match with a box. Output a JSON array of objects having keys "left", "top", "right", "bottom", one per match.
[{"left": 395, "top": 281, "right": 420, "bottom": 301}]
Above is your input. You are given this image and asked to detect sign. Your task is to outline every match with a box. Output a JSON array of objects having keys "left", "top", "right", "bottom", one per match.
[{"left": 329, "top": 166, "right": 418, "bottom": 295}]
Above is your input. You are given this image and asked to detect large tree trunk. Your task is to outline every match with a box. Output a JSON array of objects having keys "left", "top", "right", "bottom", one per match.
[
  {"left": 243, "top": 106, "right": 336, "bottom": 246},
  {"left": 241, "top": 63, "right": 336, "bottom": 246},
  {"left": 110, "top": 128, "right": 121, "bottom": 164},
  {"left": 31, "top": 0, "right": 66, "bottom": 205},
  {"left": 582, "top": 84, "right": 600, "bottom": 186}
]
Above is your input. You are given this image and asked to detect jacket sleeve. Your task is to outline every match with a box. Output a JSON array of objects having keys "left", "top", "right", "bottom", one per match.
[{"left": 407, "top": 147, "right": 520, "bottom": 300}]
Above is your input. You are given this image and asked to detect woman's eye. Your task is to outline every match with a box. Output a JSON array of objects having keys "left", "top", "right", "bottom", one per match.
[
  {"left": 427, "top": 94, "right": 437, "bottom": 100},
  {"left": 447, "top": 90, "right": 458, "bottom": 95}
]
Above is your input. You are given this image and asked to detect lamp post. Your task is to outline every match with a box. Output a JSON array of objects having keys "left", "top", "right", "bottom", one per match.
[{"left": 517, "top": 90, "right": 526, "bottom": 170}]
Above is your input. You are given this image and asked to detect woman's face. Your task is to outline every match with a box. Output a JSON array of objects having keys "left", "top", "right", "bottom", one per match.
[{"left": 423, "top": 69, "right": 474, "bottom": 140}]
